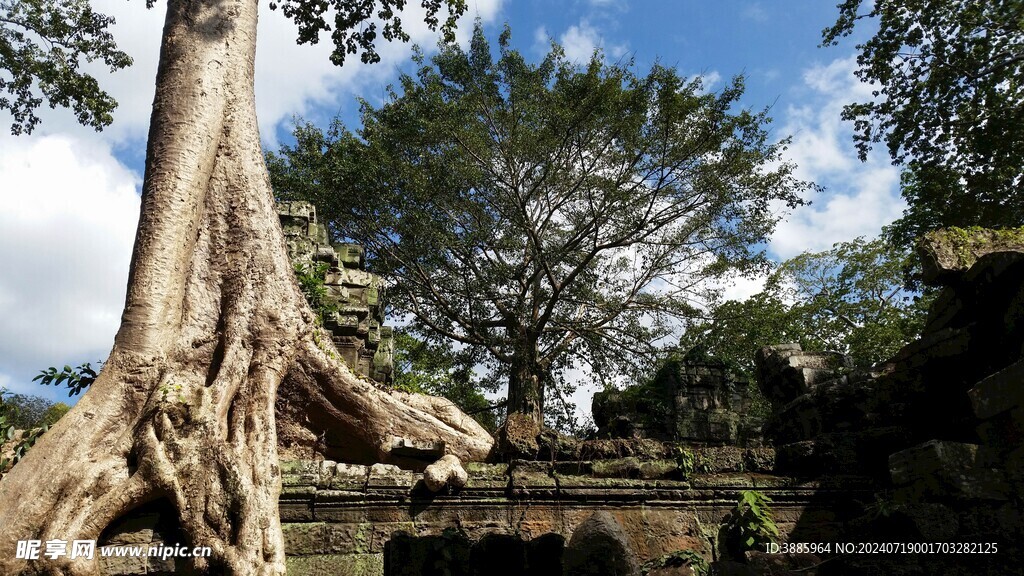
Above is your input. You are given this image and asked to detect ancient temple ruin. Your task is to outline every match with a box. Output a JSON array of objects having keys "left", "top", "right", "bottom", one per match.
[
  {"left": 278, "top": 201, "right": 394, "bottom": 383},
  {"left": 74, "top": 227, "right": 1024, "bottom": 575}
]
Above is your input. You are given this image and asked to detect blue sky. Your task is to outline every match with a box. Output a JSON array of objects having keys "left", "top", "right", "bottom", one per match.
[{"left": 0, "top": 0, "right": 902, "bottom": 407}]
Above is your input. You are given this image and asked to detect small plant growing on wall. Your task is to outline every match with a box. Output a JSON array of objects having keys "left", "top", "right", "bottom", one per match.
[
  {"left": 294, "top": 261, "right": 337, "bottom": 325},
  {"left": 720, "top": 489, "right": 779, "bottom": 559}
]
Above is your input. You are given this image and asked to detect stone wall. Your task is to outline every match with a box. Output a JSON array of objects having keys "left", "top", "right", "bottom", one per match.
[
  {"left": 279, "top": 201, "right": 394, "bottom": 383},
  {"left": 752, "top": 228, "right": 1024, "bottom": 575},
  {"left": 98, "top": 450, "right": 864, "bottom": 576},
  {"left": 593, "top": 359, "right": 758, "bottom": 446}
]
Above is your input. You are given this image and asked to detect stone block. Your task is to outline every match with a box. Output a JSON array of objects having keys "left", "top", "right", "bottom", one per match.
[
  {"left": 98, "top": 550, "right": 148, "bottom": 576},
  {"left": 282, "top": 522, "right": 327, "bottom": 555},
  {"left": 754, "top": 344, "right": 850, "bottom": 408},
  {"left": 917, "top": 227, "right": 1024, "bottom": 286},
  {"left": 389, "top": 437, "right": 445, "bottom": 460},
  {"left": 509, "top": 460, "right": 556, "bottom": 495},
  {"left": 285, "top": 553, "right": 383, "bottom": 576},
  {"left": 889, "top": 440, "right": 1010, "bottom": 501},
  {"left": 281, "top": 460, "right": 320, "bottom": 487},
  {"left": 969, "top": 358, "right": 1024, "bottom": 419},
  {"left": 331, "top": 463, "right": 369, "bottom": 491},
  {"left": 368, "top": 463, "right": 415, "bottom": 489},
  {"left": 592, "top": 458, "right": 641, "bottom": 478}
]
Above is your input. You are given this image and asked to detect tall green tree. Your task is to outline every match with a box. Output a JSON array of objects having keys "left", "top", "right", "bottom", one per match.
[
  {"left": 823, "top": 1, "right": 1024, "bottom": 245},
  {"left": 270, "top": 24, "right": 811, "bottom": 432},
  {"left": 392, "top": 332, "right": 499, "bottom": 433}
]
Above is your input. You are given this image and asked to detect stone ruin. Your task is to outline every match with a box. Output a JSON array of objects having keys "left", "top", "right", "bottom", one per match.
[
  {"left": 278, "top": 201, "right": 394, "bottom": 383},
  {"left": 81, "top": 226, "right": 1024, "bottom": 576},
  {"left": 593, "top": 358, "right": 760, "bottom": 446}
]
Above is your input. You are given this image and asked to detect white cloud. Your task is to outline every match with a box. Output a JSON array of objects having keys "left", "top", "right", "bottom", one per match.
[
  {"left": 255, "top": 0, "right": 503, "bottom": 145},
  {"left": 559, "top": 20, "right": 627, "bottom": 63},
  {"left": 769, "top": 56, "right": 904, "bottom": 259},
  {"left": 696, "top": 70, "right": 722, "bottom": 92},
  {"left": 0, "top": 135, "right": 140, "bottom": 388},
  {"left": 0, "top": 1, "right": 503, "bottom": 399}
]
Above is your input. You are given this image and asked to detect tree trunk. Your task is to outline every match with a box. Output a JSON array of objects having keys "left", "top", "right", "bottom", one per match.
[
  {"left": 507, "top": 353, "right": 545, "bottom": 426},
  {"left": 498, "top": 337, "right": 548, "bottom": 457},
  {"left": 0, "top": 0, "right": 492, "bottom": 574}
]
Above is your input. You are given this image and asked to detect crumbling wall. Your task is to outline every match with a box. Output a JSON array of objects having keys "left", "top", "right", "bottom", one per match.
[
  {"left": 593, "top": 359, "right": 759, "bottom": 446},
  {"left": 278, "top": 201, "right": 394, "bottom": 383},
  {"left": 754, "top": 227, "right": 1024, "bottom": 575}
]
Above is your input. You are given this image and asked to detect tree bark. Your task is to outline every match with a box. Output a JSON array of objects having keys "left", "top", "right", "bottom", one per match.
[{"left": 0, "top": 0, "right": 492, "bottom": 574}]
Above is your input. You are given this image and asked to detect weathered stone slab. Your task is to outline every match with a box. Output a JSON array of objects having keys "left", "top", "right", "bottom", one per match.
[
  {"left": 969, "top": 358, "right": 1024, "bottom": 419},
  {"left": 918, "top": 227, "right": 1024, "bottom": 285},
  {"left": 389, "top": 437, "right": 445, "bottom": 460},
  {"left": 889, "top": 440, "right": 1010, "bottom": 501},
  {"left": 282, "top": 522, "right": 327, "bottom": 555},
  {"left": 285, "top": 552, "right": 383, "bottom": 576},
  {"left": 330, "top": 463, "right": 369, "bottom": 491},
  {"left": 755, "top": 344, "right": 850, "bottom": 408},
  {"left": 509, "top": 460, "right": 556, "bottom": 496},
  {"left": 367, "top": 463, "right": 415, "bottom": 489}
]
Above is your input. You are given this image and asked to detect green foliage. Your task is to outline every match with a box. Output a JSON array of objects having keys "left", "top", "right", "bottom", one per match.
[
  {"left": 294, "top": 261, "right": 337, "bottom": 325},
  {"left": 0, "top": 393, "right": 64, "bottom": 429},
  {"left": 721, "top": 489, "right": 778, "bottom": 557},
  {"left": 675, "top": 446, "right": 695, "bottom": 479},
  {"left": 824, "top": 1, "right": 1024, "bottom": 243},
  {"left": 269, "top": 23, "right": 810, "bottom": 424},
  {"left": 34, "top": 362, "right": 97, "bottom": 397},
  {"left": 39, "top": 402, "right": 69, "bottom": 427},
  {"left": 0, "top": 389, "right": 53, "bottom": 475},
  {"left": 271, "top": 0, "right": 466, "bottom": 66},
  {"left": 392, "top": 331, "right": 499, "bottom": 433},
  {"left": 0, "top": 0, "right": 133, "bottom": 135},
  {"left": 684, "top": 237, "right": 931, "bottom": 380},
  {"left": 641, "top": 549, "right": 709, "bottom": 576}
]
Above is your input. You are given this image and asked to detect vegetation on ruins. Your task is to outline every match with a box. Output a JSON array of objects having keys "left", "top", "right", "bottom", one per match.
[
  {"left": 641, "top": 549, "right": 710, "bottom": 576},
  {"left": 682, "top": 237, "right": 931, "bottom": 379},
  {"left": 720, "top": 489, "right": 778, "bottom": 557},
  {"left": 823, "top": 0, "right": 1024, "bottom": 246},
  {"left": 268, "top": 23, "right": 811, "bottom": 434},
  {"left": 0, "top": 1, "right": 498, "bottom": 574}
]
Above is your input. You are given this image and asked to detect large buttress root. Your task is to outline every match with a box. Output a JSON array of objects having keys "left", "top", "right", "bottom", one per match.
[
  {"left": 281, "top": 336, "right": 494, "bottom": 466},
  {"left": 0, "top": 0, "right": 493, "bottom": 573}
]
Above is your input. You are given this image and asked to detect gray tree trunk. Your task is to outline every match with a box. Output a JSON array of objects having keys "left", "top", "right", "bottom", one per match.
[{"left": 0, "top": 0, "right": 492, "bottom": 574}]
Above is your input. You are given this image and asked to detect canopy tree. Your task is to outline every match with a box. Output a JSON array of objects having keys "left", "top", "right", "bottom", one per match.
[
  {"left": 0, "top": 1, "right": 495, "bottom": 575},
  {"left": 269, "top": 25, "right": 811, "bottom": 441},
  {"left": 823, "top": 0, "right": 1024, "bottom": 246},
  {"left": 0, "top": 0, "right": 132, "bottom": 135},
  {"left": 682, "top": 237, "right": 932, "bottom": 380}
]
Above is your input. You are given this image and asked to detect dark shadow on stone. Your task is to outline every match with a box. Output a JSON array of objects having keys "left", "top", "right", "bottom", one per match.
[
  {"left": 385, "top": 530, "right": 472, "bottom": 576},
  {"left": 563, "top": 511, "right": 640, "bottom": 576},
  {"left": 470, "top": 533, "right": 526, "bottom": 576},
  {"left": 527, "top": 533, "right": 565, "bottom": 576}
]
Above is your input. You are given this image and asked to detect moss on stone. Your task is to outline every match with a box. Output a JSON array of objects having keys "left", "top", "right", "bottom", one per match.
[{"left": 285, "top": 553, "right": 383, "bottom": 576}]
